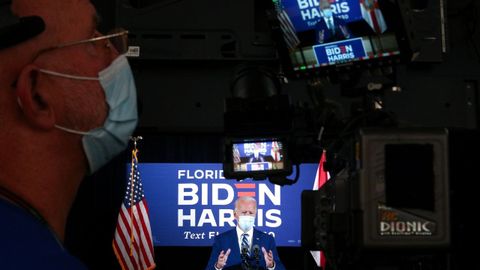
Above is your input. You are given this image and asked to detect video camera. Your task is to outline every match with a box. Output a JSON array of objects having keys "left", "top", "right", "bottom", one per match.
[
  {"left": 222, "top": 63, "right": 295, "bottom": 185},
  {"left": 302, "top": 128, "right": 451, "bottom": 268}
]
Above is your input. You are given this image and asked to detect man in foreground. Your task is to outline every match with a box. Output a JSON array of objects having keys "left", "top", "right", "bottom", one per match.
[{"left": 0, "top": 0, "right": 138, "bottom": 268}]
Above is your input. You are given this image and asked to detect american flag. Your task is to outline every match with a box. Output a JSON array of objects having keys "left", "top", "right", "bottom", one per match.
[
  {"left": 310, "top": 150, "right": 330, "bottom": 269},
  {"left": 270, "top": 141, "right": 281, "bottom": 162},
  {"left": 113, "top": 149, "right": 156, "bottom": 270},
  {"left": 360, "top": 0, "right": 387, "bottom": 34},
  {"left": 276, "top": 9, "right": 301, "bottom": 51}
]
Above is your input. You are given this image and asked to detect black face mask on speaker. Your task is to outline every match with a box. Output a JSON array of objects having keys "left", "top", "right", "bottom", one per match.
[{"left": 0, "top": 0, "right": 45, "bottom": 50}]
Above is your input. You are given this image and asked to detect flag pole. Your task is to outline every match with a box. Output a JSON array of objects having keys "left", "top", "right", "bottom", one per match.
[
  {"left": 128, "top": 136, "right": 142, "bottom": 256},
  {"left": 114, "top": 135, "right": 155, "bottom": 270},
  {"left": 131, "top": 136, "right": 143, "bottom": 151}
]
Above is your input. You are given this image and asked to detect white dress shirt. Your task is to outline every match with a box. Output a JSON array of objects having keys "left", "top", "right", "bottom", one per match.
[{"left": 236, "top": 226, "right": 254, "bottom": 253}]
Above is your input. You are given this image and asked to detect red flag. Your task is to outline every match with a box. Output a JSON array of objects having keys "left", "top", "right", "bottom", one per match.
[
  {"left": 310, "top": 150, "right": 330, "bottom": 269},
  {"left": 360, "top": 0, "right": 387, "bottom": 34},
  {"left": 271, "top": 141, "right": 281, "bottom": 162},
  {"left": 113, "top": 149, "right": 156, "bottom": 270}
]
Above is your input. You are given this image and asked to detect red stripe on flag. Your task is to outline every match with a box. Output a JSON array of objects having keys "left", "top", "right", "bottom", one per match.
[
  {"left": 113, "top": 233, "right": 132, "bottom": 270},
  {"left": 134, "top": 201, "right": 155, "bottom": 267},
  {"left": 311, "top": 150, "right": 329, "bottom": 269},
  {"left": 113, "top": 149, "right": 156, "bottom": 270},
  {"left": 114, "top": 208, "right": 138, "bottom": 269},
  {"left": 140, "top": 202, "right": 155, "bottom": 252},
  {"left": 369, "top": 9, "right": 381, "bottom": 34},
  {"left": 118, "top": 207, "right": 142, "bottom": 270},
  {"left": 131, "top": 209, "right": 148, "bottom": 267},
  {"left": 317, "top": 151, "right": 328, "bottom": 188}
]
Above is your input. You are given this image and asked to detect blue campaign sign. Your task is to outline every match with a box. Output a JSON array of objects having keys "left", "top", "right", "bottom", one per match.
[
  {"left": 137, "top": 163, "right": 318, "bottom": 247},
  {"left": 313, "top": 37, "right": 366, "bottom": 65},
  {"left": 281, "top": 0, "right": 363, "bottom": 32}
]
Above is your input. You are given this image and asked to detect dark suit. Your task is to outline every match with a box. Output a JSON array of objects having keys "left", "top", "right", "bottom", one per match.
[
  {"left": 315, "top": 16, "right": 352, "bottom": 44},
  {"left": 205, "top": 228, "right": 286, "bottom": 270}
]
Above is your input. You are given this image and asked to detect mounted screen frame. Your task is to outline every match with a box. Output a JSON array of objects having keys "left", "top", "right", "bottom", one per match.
[
  {"left": 271, "top": 0, "right": 415, "bottom": 79},
  {"left": 223, "top": 136, "right": 292, "bottom": 181}
]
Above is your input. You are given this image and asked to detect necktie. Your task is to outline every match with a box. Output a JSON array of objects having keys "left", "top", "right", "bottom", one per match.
[
  {"left": 329, "top": 18, "right": 335, "bottom": 34},
  {"left": 241, "top": 233, "right": 250, "bottom": 257}
]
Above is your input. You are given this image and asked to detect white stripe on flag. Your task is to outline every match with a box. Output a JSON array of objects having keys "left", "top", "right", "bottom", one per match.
[
  {"left": 277, "top": 10, "right": 300, "bottom": 50},
  {"left": 113, "top": 149, "right": 156, "bottom": 270}
]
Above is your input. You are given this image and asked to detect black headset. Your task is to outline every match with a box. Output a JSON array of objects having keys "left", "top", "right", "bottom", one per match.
[{"left": 0, "top": 0, "right": 45, "bottom": 50}]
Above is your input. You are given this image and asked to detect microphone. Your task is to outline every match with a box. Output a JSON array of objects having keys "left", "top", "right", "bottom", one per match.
[
  {"left": 252, "top": 245, "right": 260, "bottom": 270},
  {"left": 241, "top": 246, "right": 249, "bottom": 258},
  {"left": 252, "top": 245, "right": 260, "bottom": 259},
  {"left": 241, "top": 246, "right": 250, "bottom": 270}
]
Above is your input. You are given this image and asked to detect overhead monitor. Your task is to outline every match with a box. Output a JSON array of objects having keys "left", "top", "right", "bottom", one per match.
[{"left": 272, "top": 0, "right": 412, "bottom": 78}]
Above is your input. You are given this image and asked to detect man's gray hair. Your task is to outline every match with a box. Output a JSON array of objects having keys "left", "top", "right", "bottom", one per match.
[{"left": 234, "top": 196, "right": 257, "bottom": 211}]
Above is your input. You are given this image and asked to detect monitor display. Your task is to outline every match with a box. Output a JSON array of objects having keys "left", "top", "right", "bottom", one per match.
[
  {"left": 273, "top": 0, "right": 408, "bottom": 77},
  {"left": 223, "top": 137, "right": 292, "bottom": 180},
  {"left": 232, "top": 140, "right": 285, "bottom": 172}
]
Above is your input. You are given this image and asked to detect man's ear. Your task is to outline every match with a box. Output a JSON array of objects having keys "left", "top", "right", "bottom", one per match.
[{"left": 16, "top": 64, "right": 56, "bottom": 130}]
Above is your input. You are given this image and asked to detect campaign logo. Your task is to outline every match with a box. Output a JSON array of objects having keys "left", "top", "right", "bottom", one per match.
[
  {"left": 313, "top": 37, "right": 366, "bottom": 65},
  {"left": 281, "top": 0, "right": 362, "bottom": 32},
  {"left": 139, "top": 163, "right": 317, "bottom": 247}
]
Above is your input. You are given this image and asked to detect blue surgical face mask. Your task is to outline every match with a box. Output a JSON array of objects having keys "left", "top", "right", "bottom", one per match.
[
  {"left": 322, "top": 8, "right": 333, "bottom": 18},
  {"left": 37, "top": 55, "right": 138, "bottom": 174},
  {"left": 238, "top": 215, "right": 255, "bottom": 232}
]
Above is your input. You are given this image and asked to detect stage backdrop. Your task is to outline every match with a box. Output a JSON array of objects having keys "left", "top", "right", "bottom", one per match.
[
  {"left": 281, "top": 0, "right": 363, "bottom": 32},
  {"left": 135, "top": 163, "right": 317, "bottom": 247}
]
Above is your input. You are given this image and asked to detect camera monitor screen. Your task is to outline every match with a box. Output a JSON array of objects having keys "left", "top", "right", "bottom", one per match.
[
  {"left": 233, "top": 140, "right": 285, "bottom": 172},
  {"left": 223, "top": 138, "right": 291, "bottom": 180},
  {"left": 274, "top": 0, "right": 407, "bottom": 77}
]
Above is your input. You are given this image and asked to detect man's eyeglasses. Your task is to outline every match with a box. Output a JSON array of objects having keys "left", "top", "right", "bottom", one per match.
[
  {"left": 53, "top": 28, "right": 129, "bottom": 55},
  {"left": 9, "top": 28, "right": 129, "bottom": 88}
]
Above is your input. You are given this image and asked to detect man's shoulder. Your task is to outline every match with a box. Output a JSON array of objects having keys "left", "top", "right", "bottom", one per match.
[
  {"left": 333, "top": 16, "right": 348, "bottom": 24},
  {"left": 0, "top": 200, "right": 87, "bottom": 269},
  {"left": 253, "top": 228, "right": 267, "bottom": 234},
  {"left": 315, "top": 19, "right": 326, "bottom": 26},
  {"left": 253, "top": 229, "right": 274, "bottom": 239},
  {"left": 215, "top": 228, "right": 236, "bottom": 239}
]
